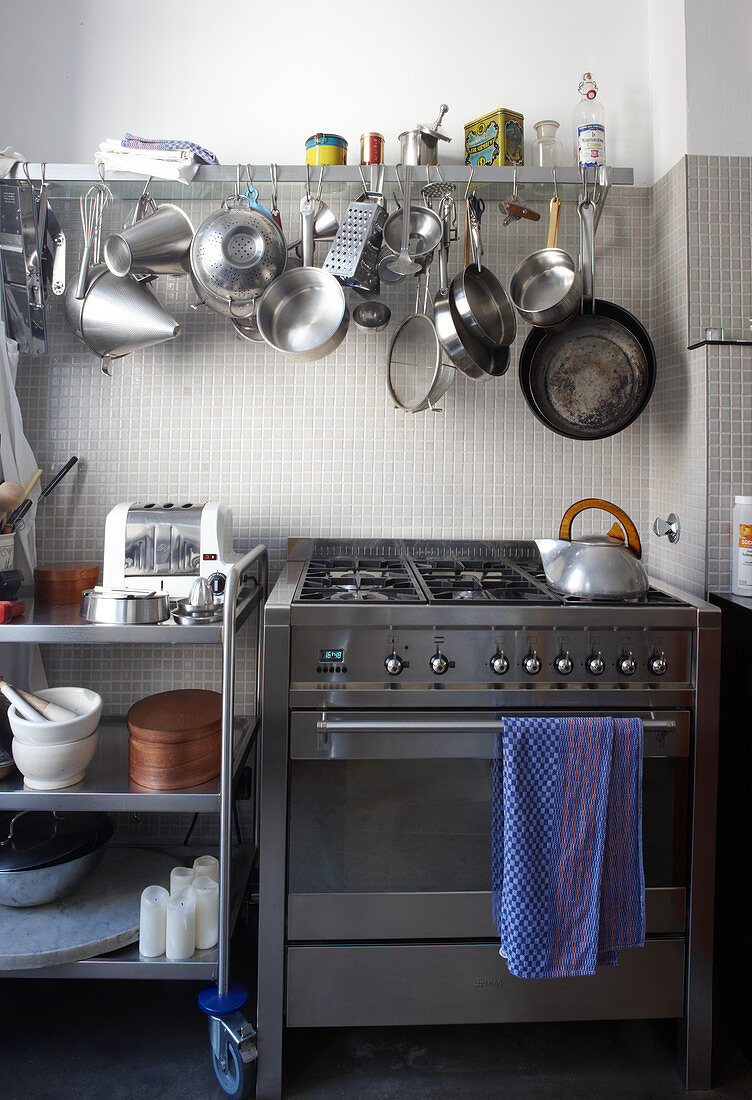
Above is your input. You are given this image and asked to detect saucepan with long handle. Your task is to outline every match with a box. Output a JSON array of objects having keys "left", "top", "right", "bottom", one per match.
[
  {"left": 450, "top": 195, "right": 516, "bottom": 349},
  {"left": 256, "top": 193, "right": 349, "bottom": 361}
]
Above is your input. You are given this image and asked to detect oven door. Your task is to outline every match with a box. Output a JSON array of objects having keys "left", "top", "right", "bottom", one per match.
[{"left": 287, "top": 709, "right": 689, "bottom": 944}]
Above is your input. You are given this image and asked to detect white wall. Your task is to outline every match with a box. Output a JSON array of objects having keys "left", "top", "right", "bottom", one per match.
[
  {"left": 648, "top": 0, "right": 688, "bottom": 180},
  {"left": 0, "top": 0, "right": 654, "bottom": 181},
  {"left": 685, "top": 0, "right": 752, "bottom": 156}
]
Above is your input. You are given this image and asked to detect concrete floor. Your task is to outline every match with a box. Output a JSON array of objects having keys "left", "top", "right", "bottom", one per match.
[{"left": 3, "top": 978, "right": 752, "bottom": 1099}]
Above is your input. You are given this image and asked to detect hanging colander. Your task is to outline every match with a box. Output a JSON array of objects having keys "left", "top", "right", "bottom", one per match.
[{"left": 189, "top": 190, "right": 286, "bottom": 318}]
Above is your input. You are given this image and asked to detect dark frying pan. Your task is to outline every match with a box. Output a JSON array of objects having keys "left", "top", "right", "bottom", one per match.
[{"left": 518, "top": 202, "right": 655, "bottom": 440}]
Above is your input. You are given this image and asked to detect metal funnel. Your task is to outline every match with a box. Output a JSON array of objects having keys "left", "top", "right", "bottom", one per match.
[
  {"left": 104, "top": 203, "right": 193, "bottom": 277},
  {"left": 80, "top": 268, "right": 180, "bottom": 361}
]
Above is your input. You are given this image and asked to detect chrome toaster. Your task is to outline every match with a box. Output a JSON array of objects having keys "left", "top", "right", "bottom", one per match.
[{"left": 103, "top": 502, "right": 240, "bottom": 598}]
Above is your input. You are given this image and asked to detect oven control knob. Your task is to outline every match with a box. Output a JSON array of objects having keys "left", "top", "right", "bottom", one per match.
[
  {"left": 430, "top": 653, "right": 449, "bottom": 675},
  {"left": 490, "top": 653, "right": 510, "bottom": 676},
  {"left": 618, "top": 653, "right": 637, "bottom": 676},
  {"left": 649, "top": 653, "right": 668, "bottom": 676},
  {"left": 523, "top": 653, "right": 542, "bottom": 675},
  {"left": 384, "top": 653, "right": 403, "bottom": 676},
  {"left": 586, "top": 653, "right": 605, "bottom": 676},
  {"left": 554, "top": 653, "right": 573, "bottom": 676}
]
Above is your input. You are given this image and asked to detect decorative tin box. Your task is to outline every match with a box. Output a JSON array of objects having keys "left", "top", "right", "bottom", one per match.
[{"left": 464, "top": 109, "right": 524, "bottom": 167}]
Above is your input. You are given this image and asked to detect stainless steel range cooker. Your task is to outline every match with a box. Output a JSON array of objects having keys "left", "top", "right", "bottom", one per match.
[{"left": 257, "top": 539, "right": 720, "bottom": 1099}]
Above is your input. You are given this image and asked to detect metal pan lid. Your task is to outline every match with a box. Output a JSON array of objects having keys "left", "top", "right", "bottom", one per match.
[{"left": 0, "top": 811, "right": 109, "bottom": 872}]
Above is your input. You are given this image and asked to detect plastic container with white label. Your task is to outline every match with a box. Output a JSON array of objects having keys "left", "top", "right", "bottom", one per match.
[{"left": 731, "top": 495, "right": 752, "bottom": 595}]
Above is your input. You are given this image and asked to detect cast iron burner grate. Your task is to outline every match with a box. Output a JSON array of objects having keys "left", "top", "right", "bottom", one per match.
[
  {"left": 296, "top": 557, "right": 424, "bottom": 603},
  {"left": 411, "top": 557, "right": 559, "bottom": 604}
]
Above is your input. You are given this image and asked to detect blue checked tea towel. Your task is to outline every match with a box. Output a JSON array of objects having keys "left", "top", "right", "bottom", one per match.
[
  {"left": 492, "top": 716, "right": 645, "bottom": 979},
  {"left": 121, "top": 133, "right": 218, "bottom": 164}
]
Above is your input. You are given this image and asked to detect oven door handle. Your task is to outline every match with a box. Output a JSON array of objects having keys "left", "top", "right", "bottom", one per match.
[{"left": 306, "top": 716, "right": 688, "bottom": 760}]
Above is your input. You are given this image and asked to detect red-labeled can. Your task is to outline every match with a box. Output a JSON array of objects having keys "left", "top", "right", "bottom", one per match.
[{"left": 360, "top": 132, "right": 385, "bottom": 165}]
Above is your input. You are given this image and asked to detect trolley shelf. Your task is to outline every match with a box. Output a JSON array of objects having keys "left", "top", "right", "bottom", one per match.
[
  {"left": 0, "top": 715, "right": 257, "bottom": 811},
  {"left": 0, "top": 850, "right": 255, "bottom": 981},
  {"left": 0, "top": 584, "right": 263, "bottom": 643}
]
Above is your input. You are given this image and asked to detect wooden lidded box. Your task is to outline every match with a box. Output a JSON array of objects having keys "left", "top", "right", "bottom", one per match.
[
  {"left": 34, "top": 562, "right": 99, "bottom": 605},
  {"left": 127, "top": 689, "right": 222, "bottom": 790}
]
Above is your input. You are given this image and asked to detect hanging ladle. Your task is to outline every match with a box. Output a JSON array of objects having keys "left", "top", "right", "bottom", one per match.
[{"left": 385, "top": 162, "right": 421, "bottom": 276}]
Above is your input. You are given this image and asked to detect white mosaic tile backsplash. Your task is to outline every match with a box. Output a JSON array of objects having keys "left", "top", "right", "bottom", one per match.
[{"left": 646, "top": 161, "right": 707, "bottom": 596}]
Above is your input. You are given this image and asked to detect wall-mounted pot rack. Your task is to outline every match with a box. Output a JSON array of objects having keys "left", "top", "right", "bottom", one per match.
[{"left": 2, "top": 164, "right": 633, "bottom": 205}]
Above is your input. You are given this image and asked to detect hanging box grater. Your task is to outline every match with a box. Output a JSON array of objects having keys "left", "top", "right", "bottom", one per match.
[{"left": 322, "top": 197, "right": 387, "bottom": 294}]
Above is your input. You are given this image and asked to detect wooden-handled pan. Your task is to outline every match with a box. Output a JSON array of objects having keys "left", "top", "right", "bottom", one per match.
[{"left": 518, "top": 200, "right": 656, "bottom": 440}]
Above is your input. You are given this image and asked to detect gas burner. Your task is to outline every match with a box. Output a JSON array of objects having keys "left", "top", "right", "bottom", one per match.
[
  {"left": 295, "top": 556, "right": 424, "bottom": 603},
  {"left": 413, "top": 555, "right": 558, "bottom": 604}
]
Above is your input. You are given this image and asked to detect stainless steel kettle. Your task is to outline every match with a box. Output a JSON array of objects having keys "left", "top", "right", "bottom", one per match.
[{"left": 535, "top": 498, "right": 649, "bottom": 600}]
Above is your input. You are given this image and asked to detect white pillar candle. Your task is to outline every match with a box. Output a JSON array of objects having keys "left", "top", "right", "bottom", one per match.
[
  {"left": 193, "top": 854, "right": 219, "bottom": 883},
  {"left": 139, "top": 885, "right": 169, "bottom": 958},
  {"left": 193, "top": 875, "right": 220, "bottom": 950},
  {"left": 166, "top": 886, "right": 196, "bottom": 960},
  {"left": 170, "top": 865, "right": 195, "bottom": 896}
]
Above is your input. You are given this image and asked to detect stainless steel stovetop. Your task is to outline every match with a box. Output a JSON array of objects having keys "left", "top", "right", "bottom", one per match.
[
  {"left": 291, "top": 539, "right": 685, "bottom": 606},
  {"left": 267, "top": 539, "right": 718, "bottom": 707}
]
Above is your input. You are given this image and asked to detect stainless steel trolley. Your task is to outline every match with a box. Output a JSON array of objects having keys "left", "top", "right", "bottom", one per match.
[{"left": 0, "top": 546, "right": 268, "bottom": 1099}]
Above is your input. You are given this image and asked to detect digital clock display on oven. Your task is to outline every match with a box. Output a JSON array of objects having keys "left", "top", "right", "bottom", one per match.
[{"left": 319, "top": 649, "right": 345, "bottom": 662}]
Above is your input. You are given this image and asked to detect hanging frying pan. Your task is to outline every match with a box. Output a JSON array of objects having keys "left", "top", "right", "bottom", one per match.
[{"left": 518, "top": 200, "right": 655, "bottom": 440}]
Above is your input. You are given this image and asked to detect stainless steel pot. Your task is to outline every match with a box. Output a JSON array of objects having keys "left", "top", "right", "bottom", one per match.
[
  {"left": 80, "top": 588, "right": 171, "bottom": 624},
  {"left": 535, "top": 498, "right": 649, "bottom": 600},
  {"left": 256, "top": 195, "right": 349, "bottom": 362},
  {"left": 433, "top": 204, "right": 499, "bottom": 381},
  {"left": 0, "top": 813, "right": 113, "bottom": 907},
  {"left": 510, "top": 195, "right": 582, "bottom": 328},
  {"left": 450, "top": 196, "right": 516, "bottom": 349}
]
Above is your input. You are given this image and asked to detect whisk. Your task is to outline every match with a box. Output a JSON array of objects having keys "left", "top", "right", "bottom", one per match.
[{"left": 75, "top": 184, "right": 111, "bottom": 299}]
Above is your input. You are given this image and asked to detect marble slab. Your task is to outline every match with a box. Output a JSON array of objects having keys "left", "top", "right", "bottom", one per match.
[{"left": 0, "top": 847, "right": 177, "bottom": 970}]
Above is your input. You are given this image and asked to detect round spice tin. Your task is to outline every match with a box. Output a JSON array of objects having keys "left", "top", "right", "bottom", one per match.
[
  {"left": 360, "top": 132, "right": 385, "bottom": 165},
  {"left": 305, "top": 133, "right": 348, "bottom": 166}
]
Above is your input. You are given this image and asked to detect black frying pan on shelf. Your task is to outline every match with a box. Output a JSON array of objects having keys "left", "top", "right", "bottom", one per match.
[{"left": 518, "top": 200, "right": 656, "bottom": 440}]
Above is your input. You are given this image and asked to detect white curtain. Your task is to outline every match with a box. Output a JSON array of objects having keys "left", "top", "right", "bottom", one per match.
[{"left": 0, "top": 322, "right": 45, "bottom": 689}]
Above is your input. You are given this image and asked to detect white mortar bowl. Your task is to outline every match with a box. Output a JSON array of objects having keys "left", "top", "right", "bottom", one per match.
[
  {"left": 11, "top": 729, "right": 99, "bottom": 790},
  {"left": 8, "top": 687, "right": 103, "bottom": 746}
]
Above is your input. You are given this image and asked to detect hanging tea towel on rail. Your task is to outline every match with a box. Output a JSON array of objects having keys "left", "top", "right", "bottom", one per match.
[{"left": 492, "top": 716, "right": 645, "bottom": 978}]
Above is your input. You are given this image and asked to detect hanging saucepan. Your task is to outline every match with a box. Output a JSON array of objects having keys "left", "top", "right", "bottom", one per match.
[
  {"left": 190, "top": 185, "right": 286, "bottom": 319},
  {"left": 450, "top": 194, "right": 516, "bottom": 349},
  {"left": 536, "top": 498, "right": 649, "bottom": 600},
  {"left": 509, "top": 186, "right": 582, "bottom": 328},
  {"left": 518, "top": 200, "right": 656, "bottom": 440},
  {"left": 256, "top": 194, "right": 349, "bottom": 361}
]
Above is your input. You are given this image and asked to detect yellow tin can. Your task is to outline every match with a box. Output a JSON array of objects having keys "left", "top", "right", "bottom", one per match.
[
  {"left": 464, "top": 109, "right": 524, "bottom": 167},
  {"left": 305, "top": 133, "right": 348, "bottom": 166}
]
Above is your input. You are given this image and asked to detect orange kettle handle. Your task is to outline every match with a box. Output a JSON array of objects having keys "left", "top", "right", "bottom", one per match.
[{"left": 558, "top": 498, "right": 642, "bottom": 559}]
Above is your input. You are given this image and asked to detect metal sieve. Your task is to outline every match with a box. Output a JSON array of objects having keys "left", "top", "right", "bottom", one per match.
[{"left": 189, "top": 194, "right": 286, "bottom": 314}]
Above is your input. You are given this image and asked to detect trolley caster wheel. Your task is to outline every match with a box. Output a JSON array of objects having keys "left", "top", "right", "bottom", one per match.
[{"left": 212, "top": 1040, "right": 257, "bottom": 1099}]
